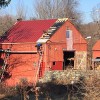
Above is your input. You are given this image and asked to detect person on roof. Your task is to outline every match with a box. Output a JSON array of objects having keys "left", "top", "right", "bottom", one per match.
[{"left": 35, "top": 43, "right": 43, "bottom": 55}]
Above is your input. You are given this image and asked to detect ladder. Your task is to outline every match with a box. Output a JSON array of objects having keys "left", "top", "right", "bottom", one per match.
[
  {"left": 0, "top": 52, "right": 10, "bottom": 82},
  {"left": 35, "top": 50, "right": 43, "bottom": 86}
]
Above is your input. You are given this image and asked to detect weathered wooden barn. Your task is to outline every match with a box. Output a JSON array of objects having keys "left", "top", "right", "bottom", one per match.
[
  {"left": 92, "top": 40, "right": 100, "bottom": 69},
  {"left": 0, "top": 18, "right": 87, "bottom": 86}
]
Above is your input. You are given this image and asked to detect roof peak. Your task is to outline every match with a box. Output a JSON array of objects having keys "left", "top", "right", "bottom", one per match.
[{"left": 17, "top": 18, "right": 68, "bottom": 22}]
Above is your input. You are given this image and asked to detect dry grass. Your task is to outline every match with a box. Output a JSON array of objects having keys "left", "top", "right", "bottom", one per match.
[{"left": 0, "top": 71, "right": 100, "bottom": 100}]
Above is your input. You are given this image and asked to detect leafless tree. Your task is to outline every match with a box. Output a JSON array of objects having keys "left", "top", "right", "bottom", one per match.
[
  {"left": 34, "top": 0, "right": 82, "bottom": 23},
  {"left": 91, "top": 3, "right": 100, "bottom": 39},
  {"left": 91, "top": 3, "right": 100, "bottom": 22},
  {"left": 0, "top": 14, "right": 15, "bottom": 36},
  {"left": 16, "top": 0, "right": 27, "bottom": 20}
]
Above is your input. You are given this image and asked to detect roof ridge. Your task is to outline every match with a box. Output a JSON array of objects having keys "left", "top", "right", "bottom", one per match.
[{"left": 20, "top": 19, "right": 57, "bottom": 22}]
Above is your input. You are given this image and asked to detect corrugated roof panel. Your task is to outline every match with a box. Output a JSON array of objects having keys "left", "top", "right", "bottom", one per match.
[{"left": 1, "top": 19, "right": 56, "bottom": 43}]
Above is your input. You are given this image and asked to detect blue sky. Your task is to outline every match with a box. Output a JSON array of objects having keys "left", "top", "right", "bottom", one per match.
[
  {"left": 79, "top": 0, "right": 100, "bottom": 23},
  {"left": 1, "top": 0, "right": 100, "bottom": 23}
]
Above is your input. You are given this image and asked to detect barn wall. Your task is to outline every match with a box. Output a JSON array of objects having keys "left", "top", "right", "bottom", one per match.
[
  {"left": 45, "top": 43, "right": 66, "bottom": 70},
  {"left": 93, "top": 51, "right": 100, "bottom": 58},
  {"left": 92, "top": 40, "right": 100, "bottom": 59},
  {"left": 50, "top": 20, "right": 87, "bottom": 51},
  {"left": 1, "top": 43, "right": 46, "bottom": 86},
  {"left": 46, "top": 20, "right": 87, "bottom": 70}
]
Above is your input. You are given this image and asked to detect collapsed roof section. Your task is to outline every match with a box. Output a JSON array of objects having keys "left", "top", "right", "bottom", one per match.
[{"left": 37, "top": 18, "right": 68, "bottom": 43}]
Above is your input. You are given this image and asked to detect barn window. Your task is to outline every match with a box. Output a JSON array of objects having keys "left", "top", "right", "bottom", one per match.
[
  {"left": 53, "top": 61, "right": 56, "bottom": 66},
  {"left": 66, "top": 30, "right": 70, "bottom": 38},
  {"left": 66, "top": 29, "right": 73, "bottom": 50},
  {"left": 66, "top": 30, "right": 72, "bottom": 38}
]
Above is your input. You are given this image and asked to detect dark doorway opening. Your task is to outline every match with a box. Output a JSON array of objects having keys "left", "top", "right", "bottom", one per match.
[
  {"left": 0, "top": 58, "right": 4, "bottom": 66},
  {"left": 93, "top": 57, "right": 100, "bottom": 69},
  {"left": 63, "top": 51, "right": 75, "bottom": 70}
]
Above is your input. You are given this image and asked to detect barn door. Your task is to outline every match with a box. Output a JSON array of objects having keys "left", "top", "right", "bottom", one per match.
[{"left": 63, "top": 51, "right": 75, "bottom": 70}]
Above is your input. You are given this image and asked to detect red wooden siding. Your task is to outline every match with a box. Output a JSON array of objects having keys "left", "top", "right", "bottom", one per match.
[
  {"left": 51, "top": 61, "right": 63, "bottom": 70},
  {"left": 1, "top": 43, "right": 46, "bottom": 86},
  {"left": 47, "top": 20, "right": 87, "bottom": 70},
  {"left": 92, "top": 40, "right": 100, "bottom": 58}
]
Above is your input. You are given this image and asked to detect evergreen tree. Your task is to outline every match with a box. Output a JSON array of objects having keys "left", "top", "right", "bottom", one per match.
[{"left": 0, "top": 0, "right": 11, "bottom": 8}]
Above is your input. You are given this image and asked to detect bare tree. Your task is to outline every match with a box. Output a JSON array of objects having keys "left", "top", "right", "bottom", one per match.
[
  {"left": 91, "top": 3, "right": 100, "bottom": 22},
  {"left": 34, "top": 0, "right": 82, "bottom": 23},
  {"left": 91, "top": 3, "right": 100, "bottom": 39},
  {"left": 16, "top": 0, "right": 27, "bottom": 20},
  {"left": 0, "top": 14, "right": 15, "bottom": 36}
]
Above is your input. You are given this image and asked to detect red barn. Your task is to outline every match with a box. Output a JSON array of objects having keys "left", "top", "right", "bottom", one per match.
[
  {"left": 0, "top": 18, "right": 87, "bottom": 86},
  {"left": 92, "top": 40, "right": 100, "bottom": 69}
]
